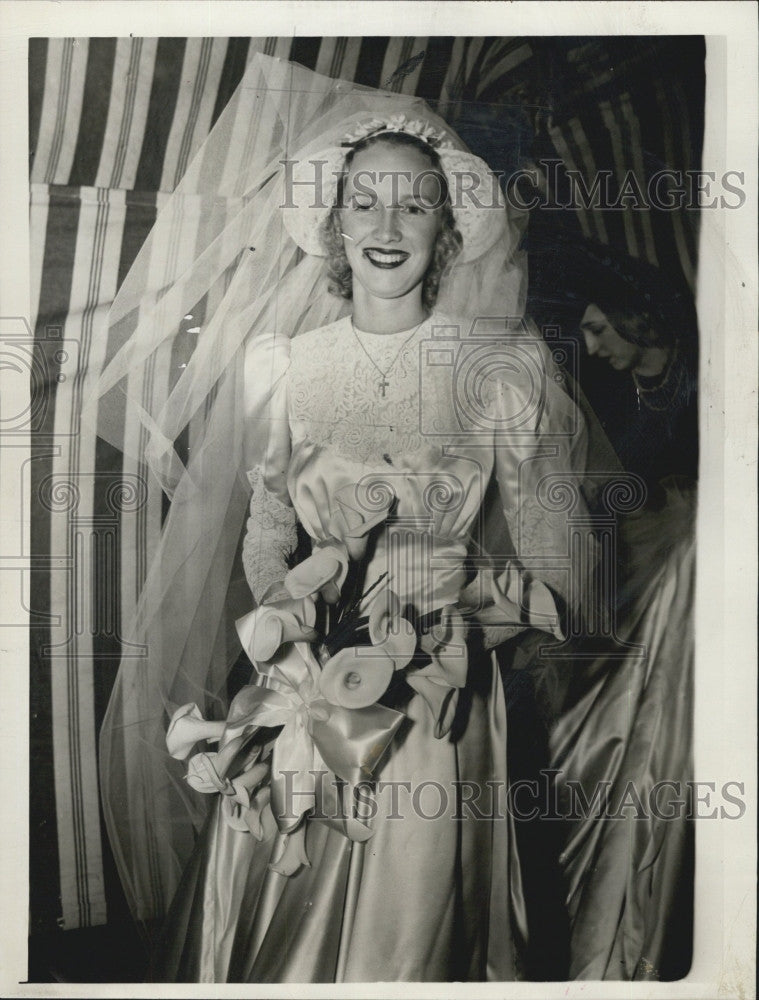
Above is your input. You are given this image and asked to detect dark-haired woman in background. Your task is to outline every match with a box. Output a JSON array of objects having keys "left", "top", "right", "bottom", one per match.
[
  {"left": 578, "top": 285, "right": 697, "bottom": 495},
  {"left": 525, "top": 241, "right": 697, "bottom": 979},
  {"left": 529, "top": 234, "right": 698, "bottom": 495}
]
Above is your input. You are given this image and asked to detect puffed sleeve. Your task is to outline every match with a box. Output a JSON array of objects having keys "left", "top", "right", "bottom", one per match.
[
  {"left": 472, "top": 330, "right": 595, "bottom": 645},
  {"left": 492, "top": 376, "right": 586, "bottom": 601},
  {"left": 241, "top": 332, "right": 298, "bottom": 604}
]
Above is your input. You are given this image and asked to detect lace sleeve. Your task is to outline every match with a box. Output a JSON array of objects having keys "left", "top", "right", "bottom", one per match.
[
  {"left": 241, "top": 331, "right": 296, "bottom": 603},
  {"left": 242, "top": 466, "right": 298, "bottom": 604},
  {"left": 487, "top": 327, "right": 596, "bottom": 622}
]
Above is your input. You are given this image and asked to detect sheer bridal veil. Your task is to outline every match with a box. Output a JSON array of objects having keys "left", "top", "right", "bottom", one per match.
[{"left": 88, "top": 52, "right": 613, "bottom": 925}]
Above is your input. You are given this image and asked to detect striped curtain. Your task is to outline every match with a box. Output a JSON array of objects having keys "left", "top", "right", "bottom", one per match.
[{"left": 29, "top": 34, "right": 704, "bottom": 933}]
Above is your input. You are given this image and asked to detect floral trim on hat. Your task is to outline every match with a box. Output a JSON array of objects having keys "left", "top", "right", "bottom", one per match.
[{"left": 342, "top": 114, "right": 454, "bottom": 150}]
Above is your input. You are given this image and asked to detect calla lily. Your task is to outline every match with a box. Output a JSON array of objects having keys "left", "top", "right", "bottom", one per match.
[
  {"left": 284, "top": 544, "right": 349, "bottom": 604},
  {"left": 458, "top": 569, "right": 525, "bottom": 648},
  {"left": 166, "top": 702, "right": 225, "bottom": 760},
  {"left": 236, "top": 597, "right": 318, "bottom": 664},
  {"left": 491, "top": 565, "right": 564, "bottom": 641},
  {"left": 367, "top": 589, "right": 403, "bottom": 645},
  {"left": 222, "top": 776, "right": 276, "bottom": 837},
  {"left": 181, "top": 650, "right": 402, "bottom": 824},
  {"left": 329, "top": 484, "right": 394, "bottom": 560},
  {"left": 459, "top": 568, "right": 519, "bottom": 625},
  {"left": 222, "top": 805, "right": 255, "bottom": 832},
  {"left": 408, "top": 605, "right": 470, "bottom": 737},
  {"left": 185, "top": 751, "right": 230, "bottom": 794},
  {"left": 242, "top": 785, "right": 278, "bottom": 841},
  {"left": 319, "top": 646, "right": 395, "bottom": 709},
  {"left": 269, "top": 823, "right": 311, "bottom": 876},
  {"left": 380, "top": 617, "right": 418, "bottom": 668},
  {"left": 319, "top": 590, "right": 416, "bottom": 709},
  {"left": 419, "top": 605, "right": 469, "bottom": 689},
  {"left": 172, "top": 577, "right": 407, "bottom": 870},
  {"left": 407, "top": 675, "right": 460, "bottom": 739},
  {"left": 491, "top": 564, "right": 524, "bottom": 618},
  {"left": 420, "top": 604, "right": 465, "bottom": 653},
  {"left": 460, "top": 565, "right": 564, "bottom": 644},
  {"left": 227, "top": 760, "right": 270, "bottom": 808},
  {"left": 523, "top": 578, "right": 564, "bottom": 641},
  {"left": 184, "top": 728, "right": 254, "bottom": 793}
]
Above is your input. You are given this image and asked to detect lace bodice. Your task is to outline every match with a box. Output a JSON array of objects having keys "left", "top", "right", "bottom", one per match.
[
  {"left": 242, "top": 313, "right": 584, "bottom": 614},
  {"left": 288, "top": 315, "right": 455, "bottom": 464}
]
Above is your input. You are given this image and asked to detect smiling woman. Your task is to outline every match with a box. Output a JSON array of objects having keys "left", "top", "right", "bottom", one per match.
[
  {"left": 92, "top": 54, "right": 645, "bottom": 985},
  {"left": 320, "top": 132, "right": 463, "bottom": 333},
  {"left": 144, "top": 95, "right": 578, "bottom": 984}
]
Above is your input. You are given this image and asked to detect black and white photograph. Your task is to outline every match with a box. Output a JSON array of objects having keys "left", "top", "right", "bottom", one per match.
[{"left": 1, "top": 2, "right": 756, "bottom": 995}]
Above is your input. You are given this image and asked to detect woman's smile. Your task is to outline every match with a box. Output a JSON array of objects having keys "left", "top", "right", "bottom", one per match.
[{"left": 363, "top": 247, "right": 411, "bottom": 268}]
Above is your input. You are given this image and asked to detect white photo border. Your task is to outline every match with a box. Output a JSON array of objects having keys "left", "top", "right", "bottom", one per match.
[{"left": 1, "top": 3, "right": 756, "bottom": 998}]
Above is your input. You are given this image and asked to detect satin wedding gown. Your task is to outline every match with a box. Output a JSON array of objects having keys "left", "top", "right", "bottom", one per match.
[{"left": 152, "top": 312, "right": 577, "bottom": 983}]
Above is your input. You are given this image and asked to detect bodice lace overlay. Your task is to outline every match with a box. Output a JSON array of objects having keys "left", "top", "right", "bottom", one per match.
[
  {"left": 242, "top": 313, "right": 583, "bottom": 615},
  {"left": 288, "top": 315, "right": 450, "bottom": 464}
]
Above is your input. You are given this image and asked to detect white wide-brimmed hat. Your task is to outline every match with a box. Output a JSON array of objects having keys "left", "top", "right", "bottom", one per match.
[{"left": 280, "top": 112, "right": 507, "bottom": 264}]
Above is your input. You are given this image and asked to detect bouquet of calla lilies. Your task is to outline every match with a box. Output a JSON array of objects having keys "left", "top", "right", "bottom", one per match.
[
  {"left": 166, "top": 482, "right": 564, "bottom": 876},
  {"left": 165, "top": 484, "right": 416, "bottom": 875}
]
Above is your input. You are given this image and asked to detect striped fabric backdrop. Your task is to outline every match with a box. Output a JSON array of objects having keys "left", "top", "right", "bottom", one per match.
[{"left": 28, "top": 34, "right": 705, "bottom": 933}]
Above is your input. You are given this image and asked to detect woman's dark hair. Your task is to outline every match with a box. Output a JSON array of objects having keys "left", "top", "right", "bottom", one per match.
[
  {"left": 319, "top": 131, "right": 463, "bottom": 312},
  {"left": 590, "top": 269, "right": 698, "bottom": 354},
  {"left": 527, "top": 230, "right": 697, "bottom": 352},
  {"left": 595, "top": 302, "right": 667, "bottom": 350}
]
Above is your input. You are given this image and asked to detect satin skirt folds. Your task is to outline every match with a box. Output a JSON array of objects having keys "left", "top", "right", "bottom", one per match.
[
  {"left": 152, "top": 656, "right": 526, "bottom": 983},
  {"left": 543, "top": 485, "right": 696, "bottom": 981}
]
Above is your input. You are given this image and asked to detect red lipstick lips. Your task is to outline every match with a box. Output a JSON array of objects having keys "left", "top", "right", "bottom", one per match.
[{"left": 363, "top": 248, "right": 410, "bottom": 269}]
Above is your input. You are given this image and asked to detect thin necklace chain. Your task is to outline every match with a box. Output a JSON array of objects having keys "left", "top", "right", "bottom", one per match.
[
  {"left": 632, "top": 343, "right": 681, "bottom": 412},
  {"left": 350, "top": 314, "right": 428, "bottom": 397}
]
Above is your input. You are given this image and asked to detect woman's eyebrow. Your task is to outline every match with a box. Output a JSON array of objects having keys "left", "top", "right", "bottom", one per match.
[
  {"left": 396, "top": 191, "right": 436, "bottom": 205},
  {"left": 348, "top": 191, "right": 436, "bottom": 207},
  {"left": 345, "top": 179, "right": 439, "bottom": 204}
]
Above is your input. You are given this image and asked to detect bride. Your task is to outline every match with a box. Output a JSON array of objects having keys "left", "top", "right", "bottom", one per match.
[{"left": 93, "top": 54, "right": 608, "bottom": 983}]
